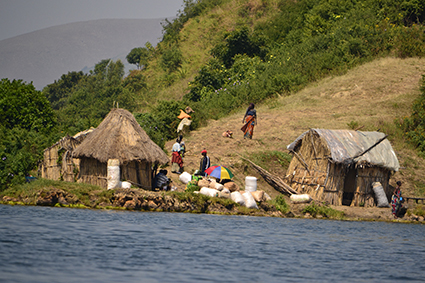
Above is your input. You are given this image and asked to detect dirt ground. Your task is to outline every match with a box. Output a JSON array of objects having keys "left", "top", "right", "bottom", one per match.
[{"left": 164, "top": 57, "right": 425, "bottom": 221}]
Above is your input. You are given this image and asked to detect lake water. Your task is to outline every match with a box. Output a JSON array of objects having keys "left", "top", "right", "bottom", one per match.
[{"left": 0, "top": 204, "right": 424, "bottom": 283}]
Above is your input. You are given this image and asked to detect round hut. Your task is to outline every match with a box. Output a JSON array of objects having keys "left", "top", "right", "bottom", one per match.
[
  {"left": 72, "top": 108, "right": 168, "bottom": 189},
  {"left": 286, "top": 129, "right": 400, "bottom": 207}
]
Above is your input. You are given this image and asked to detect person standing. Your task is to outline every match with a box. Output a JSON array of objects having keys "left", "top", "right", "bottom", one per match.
[
  {"left": 391, "top": 181, "right": 403, "bottom": 218},
  {"left": 171, "top": 150, "right": 184, "bottom": 174},
  {"left": 172, "top": 136, "right": 181, "bottom": 153},
  {"left": 199, "top": 149, "right": 210, "bottom": 177},
  {"left": 241, "top": 103, "right": 257, "bottom": 139}
]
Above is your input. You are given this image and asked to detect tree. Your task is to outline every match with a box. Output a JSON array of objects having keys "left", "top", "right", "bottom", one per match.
[
  {"left": 211, "top": 26, "right": 268, "bottom": 68},
  {"left": 160, "top": 47, "right": 183, "bottom": 73},
  {"left": 43, "top": 71, "right": 86, "bottom": 110},
  {"left": 0, "top": 79, "right": 56, "bottom": 132},
  {"left": 0, "top": 79, "right": 57, "bottom": 191},
  {"left": 126, "top": 43, "right": 153, "bottom": 70}
]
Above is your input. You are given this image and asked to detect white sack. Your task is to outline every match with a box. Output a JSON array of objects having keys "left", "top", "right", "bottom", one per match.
[
  {"left": 121, "top": 181, "right": 132, "bottom": 189},
  {"left": 179, "top": 172, "right": 192, "bottom": 184},
  {"left": 290, "top": 194, "right": 312, "bottom": 204},
  {"left": 200, "top": 187, "right": 219, "bottom": 197},
  {"left": 251, "top": 190, "right": 265, "bottom": 202},
  {"left": 372, "top": 182, "right": 390, "bottom": 207},
  {"left": 215, "top": 183, "right": 224, "bottom": 191},
  {"left": 264, "top": 192, "right": 272, "bottom": 201},
  {"left": 231, "top": 191, "right": 245, "bottom": 206},
  {"left": 243, "top": 191, "right": 258, "bottom": 209}
]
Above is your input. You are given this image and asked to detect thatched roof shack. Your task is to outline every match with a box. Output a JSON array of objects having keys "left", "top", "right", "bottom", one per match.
[
  {"left": 41, "top": 128, "right": 94, "bottom": 182},
  {"left": 72, "top": 108, "right": 168, "bottom": 189},
  {"left": 286, "top": 129, "right": 399, "bottom": 207}
]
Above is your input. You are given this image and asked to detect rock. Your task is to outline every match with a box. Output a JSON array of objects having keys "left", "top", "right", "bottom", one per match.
[
  {"left": 419, "top": 216, "right": 424, "bottom": 222},
  {"left": 148, "top": 200, "right": 158, "bottom": 209},
  {"left": 58, "top": 196, "right": 69, "bottom": 205},
  {"left": 285, "top": 211, "right": 295, "bottom": 218},
  {"left": 3, "top": 196, "right": 18, "bottom": 202}
]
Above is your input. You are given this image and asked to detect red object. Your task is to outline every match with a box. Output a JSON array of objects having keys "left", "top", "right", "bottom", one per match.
[
  {"left": 171, "top": 151, "right": 183, "bottom": 168},
  {"left": 201, "top": 150, "right": 207, "bottom": 154}
]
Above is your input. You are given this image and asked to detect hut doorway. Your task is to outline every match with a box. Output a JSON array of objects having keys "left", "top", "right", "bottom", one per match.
[{"left": 342, "top": 165, "right": 357, "bottom": 206}]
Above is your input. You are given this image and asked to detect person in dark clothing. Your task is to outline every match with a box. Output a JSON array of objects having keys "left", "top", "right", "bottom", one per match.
[
  {"left": 199, "top": 149, "right": 210, "bottom": 177},
  {"left": 154, "top": 169, "right": 170, "bottom": 190},
  {"left": 241, "top": 103, "right": 257, "bottom": 139}
]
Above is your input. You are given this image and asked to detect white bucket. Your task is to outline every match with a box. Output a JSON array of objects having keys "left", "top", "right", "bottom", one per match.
[{"left": 245, "top": 176, "right": 257, "bottom": 192}]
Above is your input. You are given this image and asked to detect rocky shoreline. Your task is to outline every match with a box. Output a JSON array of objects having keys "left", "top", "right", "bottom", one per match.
[{"left": 2, "top": 188, "right": 424, "bottom": 223}]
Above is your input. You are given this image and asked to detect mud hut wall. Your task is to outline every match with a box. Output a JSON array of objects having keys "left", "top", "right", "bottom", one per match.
[
  {"left": 351, "top": 167, "right": 391, "bottom": 207},
  {"left": 286, "top": 131, "right": 333, "bottom": 201},
  {"left": 121, "top": 160, "right": 152, "bottom": 190},
  {"left": 42, "top": 145, "right": 61, "bottom": 180},
  {"left": 77, "top": 158, "right": 107, "bottom": 188}
]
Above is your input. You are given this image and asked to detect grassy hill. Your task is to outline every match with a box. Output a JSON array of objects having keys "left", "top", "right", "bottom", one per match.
[
  {"left": 165, "top": 57, "right": 425, "bottom": 199},
  {"left": 3, "top": 0, "right": 424, "bottom": 200}
]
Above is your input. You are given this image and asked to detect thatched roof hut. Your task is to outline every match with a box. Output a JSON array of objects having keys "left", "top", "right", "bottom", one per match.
[
  {"left": 286, "top": 129, "right": 399, "bottom": 207},
  {"left": 72, "top": 108, "right": 168, "bottom": 189},
  {"left": 41, "top": 128, "right": 94, "bottom": 182}
]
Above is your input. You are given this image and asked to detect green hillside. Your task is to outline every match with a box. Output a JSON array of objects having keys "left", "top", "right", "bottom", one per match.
[{"left": 1, "top": 0, "right": 425, "bottom": 194}]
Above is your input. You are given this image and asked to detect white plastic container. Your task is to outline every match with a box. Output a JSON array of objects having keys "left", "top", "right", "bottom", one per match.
[
  {"left": 107, "top": 159, "right": 120, "bottom": 190},
  {"left": 245, "top": 176, "right": 257, "bottom": 192}
]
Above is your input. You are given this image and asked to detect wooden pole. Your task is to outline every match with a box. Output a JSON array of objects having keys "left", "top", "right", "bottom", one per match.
[
  {"left": 352, "top": 135, "right": 388, "bottom": 161},
  {"left": 239, "top": 156, "right": 298, "bottom": 196}
]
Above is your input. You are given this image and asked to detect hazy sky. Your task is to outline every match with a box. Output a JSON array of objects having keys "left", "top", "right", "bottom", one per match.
[{"left": 0, "top": 0, "right": 186, "bottom": 41}]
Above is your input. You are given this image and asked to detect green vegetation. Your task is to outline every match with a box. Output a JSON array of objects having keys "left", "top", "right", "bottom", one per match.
[
  {"left": 269, "top": 195, "right": 290, "bottom": 214},
  {"left": 1, "top": 0, "right": 425, "bottom": 192},
  {"left": 0, "top": 178, "right": 109, "bottom": 207},
  {"left": 398, "top": 75, "right": 425, "bottom": 157},
  {"left": 0, "top": 79, "right": 57, "bottom": 191},
  {"left": 413, "top": 204, "right": 425, "bottom": 217},
  {"left": 185, "top": 180, "right": 200, "bottom": 193},
  {"left": 302, "top": 201, "right": 345, "bottom": 219}
]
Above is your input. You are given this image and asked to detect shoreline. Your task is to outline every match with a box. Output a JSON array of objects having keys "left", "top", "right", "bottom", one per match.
[{"left": 1, "top": 187, "right": 424, "bottom": 224}]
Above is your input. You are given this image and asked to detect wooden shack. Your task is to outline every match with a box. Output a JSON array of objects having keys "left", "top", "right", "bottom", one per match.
[
  {"left": 286, "top": 129, "right": 400, "bottom": 207},
  {"left": 72, "top": 108, "right": 168, "bottom": 189},
  {"left": 41, "top": 128, "right": 94, "bottom": 182}
]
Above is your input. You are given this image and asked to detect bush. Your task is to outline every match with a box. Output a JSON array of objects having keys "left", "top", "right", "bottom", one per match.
[
  {"left": 269, "top": 195, "right": 290, "bottom": 214},
  {"left": 398, "top": 75, "right": 425, "bottom": 156},
  {"left": 302, "top": 201, "right": 345, "bottom": 219}
]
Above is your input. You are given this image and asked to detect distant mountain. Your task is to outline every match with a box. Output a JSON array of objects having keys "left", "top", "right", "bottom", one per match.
[{"left": 0, "top": 18, "right": 167, "bottom": 90}]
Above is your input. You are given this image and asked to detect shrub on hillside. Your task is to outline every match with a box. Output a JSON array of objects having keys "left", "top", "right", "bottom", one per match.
[{"left": 398, "top": 75, "right": 425, "bottom": 157}]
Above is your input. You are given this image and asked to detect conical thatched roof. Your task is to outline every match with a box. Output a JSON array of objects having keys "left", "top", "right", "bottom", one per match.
[{"left": 73, "top": 108, "right": 168, "bottom": 164}]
